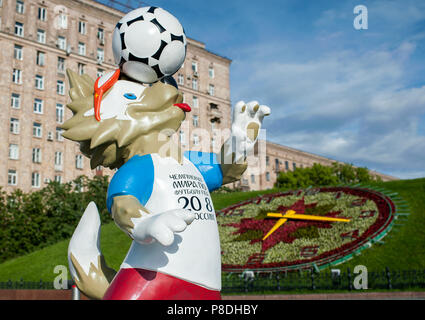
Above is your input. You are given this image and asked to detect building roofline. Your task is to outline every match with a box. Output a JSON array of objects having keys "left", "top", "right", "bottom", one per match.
[
  {"left": 187, "top": 39, "right": 232, "bottom": 63},
  {"left": 87, "top": 1, "right": 231, "bottom": 63},
  {"left": 264, "top": 140, "right": 340, "bottom": 163},
  {"left": 80, "top": 0, "right": 126, "bottom": 17},
  {"left": 263, "top": 140, "right": 399, "bottom": 180}
]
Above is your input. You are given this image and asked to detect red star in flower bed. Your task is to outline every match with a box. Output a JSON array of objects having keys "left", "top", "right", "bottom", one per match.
[{"left": 226, "top": 197, "right": 344, "bottom": 252}]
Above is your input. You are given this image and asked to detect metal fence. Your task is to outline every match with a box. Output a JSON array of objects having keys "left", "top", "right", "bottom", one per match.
[
  {"left": 221, "top": 268, "right": 425, "bottom": 293},
  {"left": 1, "top": 268, "right": 424, "bottom": 293},
  {"left": 0, "top": 279, "right": 73, "bottom": 290}
]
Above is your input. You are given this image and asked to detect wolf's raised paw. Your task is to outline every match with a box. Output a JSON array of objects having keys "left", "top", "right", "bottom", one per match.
[{"left": 228, "top": 100, "right": 271, "bottom": 161}]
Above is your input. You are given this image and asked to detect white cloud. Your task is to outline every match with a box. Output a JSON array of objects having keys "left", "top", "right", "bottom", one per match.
[{"left": 231, "top": 39, "right": 425, "bottom": 178}]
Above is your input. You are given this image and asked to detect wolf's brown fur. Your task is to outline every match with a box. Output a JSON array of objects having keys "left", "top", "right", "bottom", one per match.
[{"left": 61, "top": 69, "right": 185, "bottom": 169}]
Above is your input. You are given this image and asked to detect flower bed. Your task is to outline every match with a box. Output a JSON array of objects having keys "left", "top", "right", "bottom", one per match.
[{"left": 217, "top": 187, "right": 396, "bottom": 272}]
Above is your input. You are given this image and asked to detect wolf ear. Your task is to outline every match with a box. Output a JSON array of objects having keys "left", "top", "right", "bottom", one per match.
[{"left": 66, "top": 69, "right": 95, "bottom": 101}]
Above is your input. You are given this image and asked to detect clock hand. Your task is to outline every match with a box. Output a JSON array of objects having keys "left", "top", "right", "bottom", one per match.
[
  {"left": 262, "top": 210, "right": 296, "bottom": 241},
  {"left": 267, "top": 212, "right": 350, "bottom": 223},
  {"left": 262, "top": 218, "right": 287, "bottom": 241},
  {"left": 263, "top": 211, "right": 350, "bottom": 241}
]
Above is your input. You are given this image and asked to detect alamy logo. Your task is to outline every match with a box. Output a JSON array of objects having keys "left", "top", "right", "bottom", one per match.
[
  {"left": 353, "top": 5, "right": 368, "bottom": 30},
  {"left": 53, "top": 265, "right": 68, "bottom": 289},
  {"left": 353, "top": 265, "right": 368, "bottom": 289}
]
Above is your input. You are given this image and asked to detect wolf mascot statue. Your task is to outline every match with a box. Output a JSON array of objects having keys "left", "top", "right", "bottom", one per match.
[{"left": 63, "top": 7, "right": 270, "bottom": 300}]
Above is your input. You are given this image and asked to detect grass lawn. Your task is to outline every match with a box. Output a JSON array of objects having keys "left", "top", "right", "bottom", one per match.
[
  {"left": 337, "top": 178, "right": 425, "bottom": 272},
  {"left": 0, "top": 179, "right": 423, "bottom": 282}
]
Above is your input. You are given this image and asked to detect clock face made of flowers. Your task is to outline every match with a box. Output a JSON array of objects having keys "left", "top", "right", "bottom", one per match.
[{"left": 217, "top": 187, "right": 397, "bottom": 272}]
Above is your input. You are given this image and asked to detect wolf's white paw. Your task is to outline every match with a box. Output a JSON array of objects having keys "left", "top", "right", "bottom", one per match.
[
  {"left": 224, "top": 100, "right": 271, "bottom": 163},
  {"left": 132, "top": 209, "right": 195, "bottom": 246}
]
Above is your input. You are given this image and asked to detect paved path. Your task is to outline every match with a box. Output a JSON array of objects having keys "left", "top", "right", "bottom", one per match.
[
  {"left": 1, "top": 290, "right": 424, "bottom": 300},
  {"left": 223, "top": 291, "right": 425, "bottom": 300}
]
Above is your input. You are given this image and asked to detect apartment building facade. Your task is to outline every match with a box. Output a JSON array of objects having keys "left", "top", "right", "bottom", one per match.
[{"left": 0, "top": 0, "right": 232, "bottom": 193}]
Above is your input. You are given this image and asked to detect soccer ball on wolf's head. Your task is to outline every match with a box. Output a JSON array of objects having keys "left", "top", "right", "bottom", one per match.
[{"left": 112, "top": 6, "right": 187, "bottom": 84}]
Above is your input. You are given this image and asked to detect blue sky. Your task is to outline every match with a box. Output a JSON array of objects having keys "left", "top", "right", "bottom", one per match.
[{"left": 108, "top": 0, "right": 425, "bottom": 179}]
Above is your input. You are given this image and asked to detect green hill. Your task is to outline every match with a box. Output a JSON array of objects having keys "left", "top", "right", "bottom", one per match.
[{"left": 0, "top": 179, "right": 423, "bottom": 282}]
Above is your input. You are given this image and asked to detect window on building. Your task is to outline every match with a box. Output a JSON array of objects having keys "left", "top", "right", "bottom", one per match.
[
  {"left": 14, "top": 44, "right": 23, "bottom": 60},
  {"left": 191, "top": 61, "right": 198, "bottom": 73},
  {"left": 56, "top": 127, "right": 64, "bottom": 141},
  {"left": 266, "top": 156, "right": 270, "bottom": 166},
  {"left": 192, "top": 78, "right": 198, "bottom": 90},
  {"left": 14, "top": 22, "right": 24, "bottom": 37},
  {"left": 193, "top": 134, "right": 200, "bottom": 146},
  {"left": 57, "top": 14, "right": 67, "bottom": 29},
  {"left": 33, "top": 99, "right": 43, "bottom": 114},
  {"left": 9, "top": 144, "right": 19, "bottom": 160},
  {"left": 38, "top": 7, "right": 46, "bottom": 21},
  {"left": 79, "top": 21, "right": 86, "bottom": 34},
  {"left": 12, "top": 69, "right": 22, "bottom": 84},
  {"left": 78, "top": 42, "right": 86, "bottom": 56},
  {"left": 33, "top": 122, "right": 42, "bottom": 137},
  {"left": 8, "top": 170, "right": 17, "bottom": 186},
  {"left": 208, "top": 84, "right": 215, "bottom": 96},
  {"left": 35, "top": 75, "right": 44, "bottom": 90},
  {"left": 31, "top": 172, "right": 41, "bottom": 188},
  {"left": 192, "top": 96, "right": 199, "bottom": 108},
  {"left": 10, "top": 118, "right": 19, "bottom": 134},
  {"left": 54, "top": 151, "right": 63, "bottom": 170},
  {"left": 57, "top": 80, "right": 65, "bottom": 95},
  {"left": 54, "top": 175, "right": 62, "bottom": 183},
  {"left": 96, "top": 68, "right": 104, "bottom": 78},
  {"left": 266, "top": 172, "right": 271, "bottom": 181},
  {"left": 57, "top": 57, "right": 65, "bottom": 72},
  {"left": 192, "top": 115, "right": 199, "bottom": 127},
  {"left": 178, "top": 73, "right": 184, "bottom": 85},
  {"left": 56, "top": 104, "right": 64, "bottom": 123},
  {"left": 285, "top": 161, "right": 289, "bottom": 170},
  {"left": 209, "top": 67, "right": 215, "bottom": 79},
  {"left": 57, "top": 36, "right": 66, "bottom": 50},
  {"left": 32, "top": 148, "right": 42, "bottom": 163},
  {"left": 97, "top": 48, "right": 104, "bottom": 63},
  {"left": 251, "top": 174, "right": 255, "bottom": 183},
  {"left": 275, "top": 158, "right": 280, "bottom": 169},
  {"left": 16, "top": 0, "right": 24, "bottom": 14},
  {"left": 75, "top": 155, "right": 84, "bottom": 169},
  {"left": 95, "top": 166, "right": 103, "bottom": 176},
  {"left": 11, "top": 93, "right": 20, "bottom": 109},
  {"left": 179, "top": 130, "right": 185, "bottom": 145},
  {"left": 77, "top": 63, "right": 85, "bottom": 75},
  {"left": 36, "top": 51, "right": 45, "bottom": 66},
  {"left": 293, "top": 162, "right": 297, "bottom": 170},
  {"left": 97, "top": 28, "right": 104, "bottom": 41},
  {"left": 37, "top": 29, "right": 46, "bottom": 43}
]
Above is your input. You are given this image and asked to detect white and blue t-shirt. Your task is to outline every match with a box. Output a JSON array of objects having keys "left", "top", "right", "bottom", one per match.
[{"left": 107, "top": 151, "right": 223, "bottom": 291}]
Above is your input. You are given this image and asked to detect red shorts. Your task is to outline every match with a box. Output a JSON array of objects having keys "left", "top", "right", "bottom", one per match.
[{"left": 103, "top": 268, "right": 221, "bottom": 300}]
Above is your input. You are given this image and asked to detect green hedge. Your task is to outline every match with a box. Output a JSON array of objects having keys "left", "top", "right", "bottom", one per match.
[
  {"left": 0, "top": 176, "right": 112, "bottom": 263},
  {"left": 276, "top": 162, "right": 382, "bottom": 189}
]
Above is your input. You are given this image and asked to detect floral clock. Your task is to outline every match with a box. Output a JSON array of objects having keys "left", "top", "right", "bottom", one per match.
[{"left": 217, "top": 187, "right": 400, "bottom": 272}]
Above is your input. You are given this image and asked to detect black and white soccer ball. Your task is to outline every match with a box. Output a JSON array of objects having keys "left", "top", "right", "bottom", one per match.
[{"left": 112, "top": 6, "right": 187, "bottom": 84}]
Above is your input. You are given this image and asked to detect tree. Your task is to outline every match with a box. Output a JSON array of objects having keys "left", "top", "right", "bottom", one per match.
[
  {"left": 0, "top": 175, "right": 111, "bottom": 263},
  {"left": 275, "top": 162, "right": 380, "bottom": 189}
]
